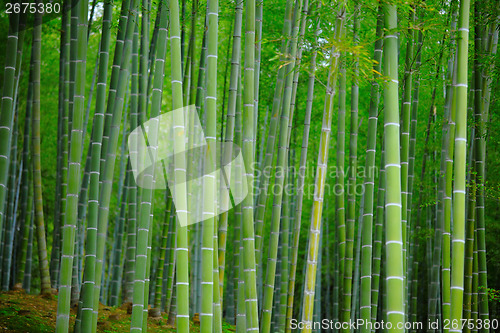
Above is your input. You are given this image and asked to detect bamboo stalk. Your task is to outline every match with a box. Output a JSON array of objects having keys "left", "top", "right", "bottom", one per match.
[
  {"left": 0, "top": 4, "right": 20, "bottom": 272},
  {"left": 217, "top": 0, "right": 242, "bottom": 301},
  {"left": 300, "top": 4, "right": 345, "bottom": 331},
  {"left": 341, "top": 8, "right": 359, "bottom": 329},
  {"left": 169, "top": 0, "right": 190, "bottom": 330},
  {"left": 55, "top": 0, "right": 90, "bottom": 329},
  {"left": 382, "top": 2, "right": 405, "bottom": 332},
  {"left": 241, "top": 0, "right": 260, "bottom": 330},
  {"left": 285, "top": 3, "right": 317, "bottom": 330},
  {"left": 91, "top": 0, "right": 138, "bottom": 329},
  {"left": 449, "top": 1, "right": 470, "bottom": 330},
  {"left": 359, "top": 5, "right": 383, "bottom": 331},
  {"left": 78, "top": 1, "right": 112, "bottom": 330}
]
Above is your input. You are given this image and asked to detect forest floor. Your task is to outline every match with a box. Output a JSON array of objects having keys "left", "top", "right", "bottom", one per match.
[{"left": 0, "top": 290, "right": 236, "bottom": 332}]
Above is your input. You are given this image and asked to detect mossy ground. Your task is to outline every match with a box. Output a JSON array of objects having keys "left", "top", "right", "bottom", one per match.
[{"left": 0, "top": 291, "right": 235, "bottom": 332}]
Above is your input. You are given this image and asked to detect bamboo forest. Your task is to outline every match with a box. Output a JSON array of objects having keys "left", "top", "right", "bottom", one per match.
[{"left": 0, "top": 0, "right": 500, "bottom": 331}]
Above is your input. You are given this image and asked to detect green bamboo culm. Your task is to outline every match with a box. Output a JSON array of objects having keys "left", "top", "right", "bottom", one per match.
[
  {"left": 254, "top": 0, "right": 263, "bottom": 144},
  {"left": 139, "top": 0, "right": 152, "bottom": 325},
  {"left": 407, "top": 30, "right": 422, "bottom": 327},
  {"left": 217, "top": 0, "right": 242, "bottom": 300},
  {"left": 341, "top": 7, "right": 359, "bottom": 329},
  {"left": 371, "top": 145, "right": 385, "bottom": 324},
  {"left": 300, "top": 3, "right": 345, "bottom": 332},
  {"left": 281, "top": 0, "right": 312, "bottom": 329},
  {"left": 253, "top": 0, "right": 294, "bottom": 270},
  {"left": 3, "top": 11, "right": 26, "bottom": 291},
  {"left": 0, "top": 4, "right": 20, "bottom": 263},
  {"left": 199, "top": 0, "right": 219, "bottom": 329},
  {"left": 285, "top": 3, "right": 317, "bottom": 331},
  {"left": 78, "top": 1, "right": 112, "bottom": 331},
  {"left": 382, "top": 1, "right": 405, "bottom": 332},
  {"left": 450, "top": 0, "right": 471, "bottom": 330},
  {"left": 4, "top": 11, "right": 26, "bottom": 290},
  {"left": 359, "top": 4, "right": 383, "bottom": 331},
  {"left": 51, "top": 0, "right": 72, "bottom": 289},
  {"left": 441, "top": 6, "right": 459, "bottom": 329},
  {"left": 150, "top": 193, "right": 173, "bottom": 317},
  {"left": 145, "top": 3, "right": 171, "bottom": 320},
  {"left": 123, "top": 22, "right": 140, "bottom": 305},
  {"left": 100, "top": 0, "right": 131, "bottom": 170},
  {"left": 241, "top": 0, "right": 260, "bottom": 331},
  {"left": 163, "top": 218, "right": 177, "bottom": 317},
  {"left": 169, "top": 0, "right": 190, "bottom": 330},
  {"left": 2, "top": 112, "right": 18, "bottom": 292},
  {"left": 335, "top": 54, "right": 347, "bottom": 326},
  {"left": 130, "top": 0, "right": 167, "bottom": 330},
  {"left": 399, "top": 11, "right": 415, "bottom": 312},
  {"left": 474, "top": 23, "right": 497, "bottom": 333},
  {"left": 233, "top": 73, "right": 245, "bottom": 332},
  {"left": 211, "top": 0, "right": 221, "bottom": 327},
  {"left": 29, "top": 2, "right": 52, "bottom": 298},
  {"left": 260, "top": 0, "right": 303, "bottom": 330},
  {"left": 14, "top": 54, "right": 33, "bottom": 289},
  {"left": 92, "top": 0, "right": 138, "bottom": 329},
  {"left": 108, "top": 164, "right": 129, "bottom": 306},
  {"left": 55, "top": 0, "right": 89, "bottom": 328}
]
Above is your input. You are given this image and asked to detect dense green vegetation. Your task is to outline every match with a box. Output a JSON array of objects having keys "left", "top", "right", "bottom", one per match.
[{"left": 0, "top": 0, "right": 499, "bottom": 332}]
